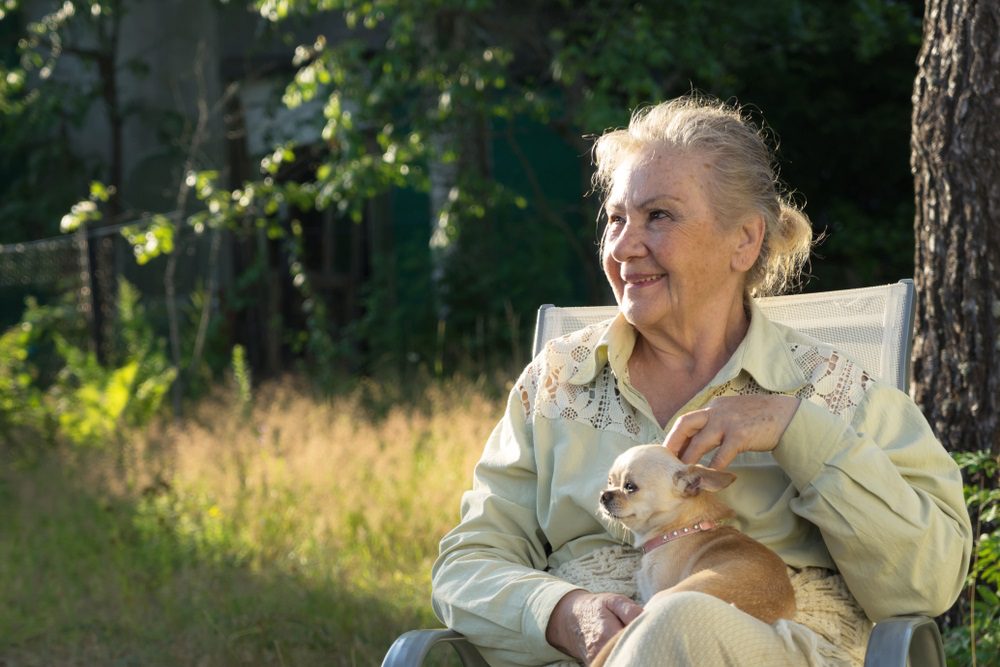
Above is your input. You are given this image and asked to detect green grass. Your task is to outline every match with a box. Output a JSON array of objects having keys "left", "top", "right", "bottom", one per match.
[{"left": 0, "top": 378, "right": 499, "bottom": 666}]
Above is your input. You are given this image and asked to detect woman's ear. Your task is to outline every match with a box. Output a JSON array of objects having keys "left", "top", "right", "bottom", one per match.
[{"left": 731, "top": 214, "right": 765, "bottom": 272}]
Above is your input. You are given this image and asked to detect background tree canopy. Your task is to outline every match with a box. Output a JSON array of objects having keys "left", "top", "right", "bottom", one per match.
[{"left": 0, "top": 0, "right": 922, "bottom": 382}]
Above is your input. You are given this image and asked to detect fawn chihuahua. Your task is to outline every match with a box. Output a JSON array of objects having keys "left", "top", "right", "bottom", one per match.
[{"left": 590, "top": 444, "right": 795, "bottom": 665}]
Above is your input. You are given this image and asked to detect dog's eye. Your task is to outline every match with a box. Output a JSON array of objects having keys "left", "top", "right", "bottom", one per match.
[{"left": 624, "top": 481, "right": 638, "bottom": 493}]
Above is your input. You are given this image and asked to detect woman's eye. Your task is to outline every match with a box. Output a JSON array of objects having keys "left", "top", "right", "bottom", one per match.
[
  {"left": 608, "top": 214, "right": 625, "bottom": 225},
  {"left": 650, "top": 209, "right": 671, "bottom": 221}
]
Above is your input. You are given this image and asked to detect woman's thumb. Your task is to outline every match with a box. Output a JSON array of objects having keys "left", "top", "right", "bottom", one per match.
[{"left": 606, "top": 595, "right": 643, "bottom": 625}]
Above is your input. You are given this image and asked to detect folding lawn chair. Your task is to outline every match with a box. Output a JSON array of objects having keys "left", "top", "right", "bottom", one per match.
[{"left": 382, "top": 279, "right": 946, "bottom": 667}]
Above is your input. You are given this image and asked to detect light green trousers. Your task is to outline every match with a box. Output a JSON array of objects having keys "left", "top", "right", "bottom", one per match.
[{"left": 601, "top": 591, "right": 857, "bottom": 667}]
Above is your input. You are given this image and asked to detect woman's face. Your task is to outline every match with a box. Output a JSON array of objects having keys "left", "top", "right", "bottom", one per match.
[{"left": 601, "top": 146, "right": 756, "bottom": 335}]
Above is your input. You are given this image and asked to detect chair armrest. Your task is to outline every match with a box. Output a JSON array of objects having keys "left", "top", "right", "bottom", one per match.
[
  {"left": 381, "top": 629, "right": 489, "bottom": 667},
  {"left": 863, "top": 615, "right": 945, "bottom": 667}
]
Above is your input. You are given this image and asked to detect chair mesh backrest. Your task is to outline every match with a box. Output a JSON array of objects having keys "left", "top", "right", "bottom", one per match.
[{"left": 532, "top": 281, "right": 915, "bottom": 392}]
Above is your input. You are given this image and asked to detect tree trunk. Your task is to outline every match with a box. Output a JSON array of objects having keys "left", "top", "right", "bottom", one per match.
[{"left": 911, "top": 0, "right": 1000, "bottom": 455}]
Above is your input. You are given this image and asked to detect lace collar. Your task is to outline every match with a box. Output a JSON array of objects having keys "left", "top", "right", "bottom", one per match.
[{"left": 558, "top": 301, "right": 809, "bottom": 395}]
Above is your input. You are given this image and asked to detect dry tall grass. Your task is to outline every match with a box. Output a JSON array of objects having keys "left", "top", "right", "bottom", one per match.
[{"left": 1, "top": 376, "right": 503, "bottom": 666}]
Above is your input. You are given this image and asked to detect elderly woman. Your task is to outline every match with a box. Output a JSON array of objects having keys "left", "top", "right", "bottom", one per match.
[{"left": 431, "top": 96, "right": 972, "bottom": 666}]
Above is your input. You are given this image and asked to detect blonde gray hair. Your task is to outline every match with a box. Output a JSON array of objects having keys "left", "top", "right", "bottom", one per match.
[{"left": 592, "top": 95, "right": 813, "bottom": 297}]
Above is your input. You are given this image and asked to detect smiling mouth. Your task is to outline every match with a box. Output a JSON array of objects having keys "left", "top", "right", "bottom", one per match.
[{"left": 624, "top": 274, "right": 665, "bottom": 286}]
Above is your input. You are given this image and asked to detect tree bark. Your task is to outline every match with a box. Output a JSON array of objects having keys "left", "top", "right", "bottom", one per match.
[{"left": 911, "top": 0, "right": 1000, "bottom": 455}]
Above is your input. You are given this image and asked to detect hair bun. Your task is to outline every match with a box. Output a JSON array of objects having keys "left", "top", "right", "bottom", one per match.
[{"left": 757, "top": 200, "right": 812, "bottom": 296}]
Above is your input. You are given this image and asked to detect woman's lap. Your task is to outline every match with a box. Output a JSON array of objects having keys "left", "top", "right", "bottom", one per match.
[{"left": 602, "top": 590, "right": 855, "bottom": 667}]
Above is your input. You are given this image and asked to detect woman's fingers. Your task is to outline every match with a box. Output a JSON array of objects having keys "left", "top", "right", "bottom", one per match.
[
  {"left": 663, "top": 395, "right": 800, "bottom": 468},
  {"left": 546, "top": 590, "right": 642, "bottom": 662},
  {"left": 706, "top": 443, "right": 740, "bottom": 471},
  {"left": 605, "top": 594, "right": 643, "bottom": 625},
  {"left": 665, "top": 408, "right": 728, "bottom": 464},
  {"left": 663, "top": 409, "right": 710, "bottom": 458}
]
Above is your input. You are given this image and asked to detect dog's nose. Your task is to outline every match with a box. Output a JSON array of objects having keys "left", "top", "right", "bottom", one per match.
[{"left": 600, "top": 490, "right": 615, "bottom": 506}]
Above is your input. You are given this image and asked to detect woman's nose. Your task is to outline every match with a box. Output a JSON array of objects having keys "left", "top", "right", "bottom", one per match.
[{"left": 608, "top": 220, "right": 647, "bottom": 261}]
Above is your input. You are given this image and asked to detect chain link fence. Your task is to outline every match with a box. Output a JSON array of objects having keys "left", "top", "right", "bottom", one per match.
[{"left": 0, "top": 221, "right": 232, "bottom": 354}]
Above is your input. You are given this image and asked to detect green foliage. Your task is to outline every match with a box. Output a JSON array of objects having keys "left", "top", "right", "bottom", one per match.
[
  {"left": 48, "top": 280, "right": 176, "bottom": 447},
  {"left": 715, "top": 0, "right": 921, "bottom": 288},
  {"left": 286, "top": 219, "right": 340, "bottom": 388},
  {"left": 120, "top": 214, "right": 175, "bottom": 264},
  {"left": 59, "top": 180, "right": 114, "bottom": 232},
  {"left": 0, "top": 280, "right": 175, "bottom": 449},
  {"left": 0, "top": 5, "right": 92, "bottom": 241},
  {"left": 233, "top": 0, "right": 923, "bottom": 375},
  {"left": 2, "top": 0, "right": 925, "bottom": 390},
  {"left": 48, "top": 339, "right": 141, "bottom": 446},
  {"left": 230, "top": 343, "right": 253, "bottom": 418},
  {"left": 0, "top": 315, "right": 49, "bottom": 441},
  {"left": 351, "top": 231, "right": 437, "bottom": 375},
  {"left": 945, "top": 451, "right": 1000, "bottom": 666},
  {"left": 174, "top": 282, "right": 232, "bottom": 398},
  {"left": 1, "top": 0, "right": 186, "bottom": 236},
  {"left": 132, "top": 489, "right": 255, "bottom": 572},
  {"left": 0, "top": 293, "right": 90, "bottom": 446}
]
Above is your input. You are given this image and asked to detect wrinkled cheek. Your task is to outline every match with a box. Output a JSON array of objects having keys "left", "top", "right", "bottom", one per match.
[
  {"left": 607, "top": 276, "right": 624, "bottom": 305},
  {"left": 602, "top": 256, "right": 622, "bottom": 302}
]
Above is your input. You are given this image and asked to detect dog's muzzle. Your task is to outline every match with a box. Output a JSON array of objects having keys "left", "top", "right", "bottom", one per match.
[{"left": 600, "top": 490, "right": 618, "bottom": 510}]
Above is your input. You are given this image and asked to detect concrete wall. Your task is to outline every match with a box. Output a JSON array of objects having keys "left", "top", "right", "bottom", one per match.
[{"left": 118, "top": 0, "right": 225, "bottom": 211}]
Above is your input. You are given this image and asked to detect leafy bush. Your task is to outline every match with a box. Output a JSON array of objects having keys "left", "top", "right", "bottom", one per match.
[
  {"left": 0, "top": 312, "right": 49, "bottom": 442},
  {"left": 0, "top": 280, "right": 176, "bottom": 449},
  {"left": 945, "top": 450, "right": 1000, "bottom": 666}
]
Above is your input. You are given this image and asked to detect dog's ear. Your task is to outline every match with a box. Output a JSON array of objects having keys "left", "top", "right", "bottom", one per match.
[{"left": 675, "top": 465, "right": 736, "bottom": 496}]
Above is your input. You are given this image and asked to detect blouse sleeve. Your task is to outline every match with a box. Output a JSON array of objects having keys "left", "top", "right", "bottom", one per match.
[
  {"left": 774, "top": 382, "right": 973, "bottom": 620},
  {"left": 430, "top": 374, "right": 579, "bottom": 666}
]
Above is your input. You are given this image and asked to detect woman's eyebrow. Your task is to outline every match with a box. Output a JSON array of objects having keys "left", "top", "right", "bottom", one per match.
[
  {"left": 637, "top": 194, "right": 684, "bottom": 209},
  {"left": 605, "top": 194, "right": 684, "bottom": 212}
]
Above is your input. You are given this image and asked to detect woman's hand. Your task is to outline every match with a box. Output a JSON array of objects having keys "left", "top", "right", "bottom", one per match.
[
  {"left": 545, "top": 589, "right": 642, "bottom": 664},
  {"left": 664, "top": 395, "right": 800, "bottom": 469}
]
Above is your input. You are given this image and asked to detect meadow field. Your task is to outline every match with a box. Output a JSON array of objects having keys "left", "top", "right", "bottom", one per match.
[{"left": 0, "top": 377, "right": 500, "bottom": 666}]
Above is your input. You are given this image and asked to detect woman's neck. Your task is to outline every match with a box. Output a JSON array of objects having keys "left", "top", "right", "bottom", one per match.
[
  {"left": 627, "top": 297, "right": 750, "bottom": 427},
  {"left": 633, "top": 296, "right": 749, "bottom": 378}
]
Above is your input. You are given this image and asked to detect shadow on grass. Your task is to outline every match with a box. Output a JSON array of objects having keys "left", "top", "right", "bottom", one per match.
[{"left": 0, "top": 450, "right": 461, "bottom": 667}]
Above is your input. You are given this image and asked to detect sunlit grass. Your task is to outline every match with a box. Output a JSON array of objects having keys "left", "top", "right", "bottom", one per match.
[{"left": 0, "top": 376, "right": 501, "bottom": 666}]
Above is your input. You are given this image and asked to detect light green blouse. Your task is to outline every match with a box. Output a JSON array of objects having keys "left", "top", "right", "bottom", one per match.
[{"left": 431, "top": 303, "right": 972, "bottom": 667}]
